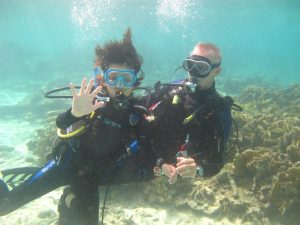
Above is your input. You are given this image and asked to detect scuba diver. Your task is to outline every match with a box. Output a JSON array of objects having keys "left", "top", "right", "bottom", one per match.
[
  {"left": 147, "top": 42, "right": 242, "bottom": 184},
  {"left": 0, "top": 28, "right": 155, "bottom": 225}
]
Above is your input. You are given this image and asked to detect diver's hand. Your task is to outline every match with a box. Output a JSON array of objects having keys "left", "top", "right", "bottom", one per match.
[
  {"left": 161, "top": 163, "right": 177, "bottom": 184},
  {"left": 176, "top": 157, "right": 197, "bottom": 178},
  {"left": 70, "top": 78, "right": 104, "bottom": 117}
]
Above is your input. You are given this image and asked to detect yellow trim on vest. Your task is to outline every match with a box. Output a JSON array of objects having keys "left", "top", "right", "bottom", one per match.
[
  {"left": 183, "top": 113, "right": 195, "bottom": 125},
  {"left": 57, "top": 111, "right": 96, "bottom": 139},
  {"left": 172, "top": 95, "right": 181, "bottom": 105}
]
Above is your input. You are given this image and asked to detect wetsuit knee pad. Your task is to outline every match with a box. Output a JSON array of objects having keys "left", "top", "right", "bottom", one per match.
[
  {"left": 57, "top": 187, "right": 75, "bottom": 225},
  {"left": 58, "top": 187, "right": 99, "bottom": 225}
]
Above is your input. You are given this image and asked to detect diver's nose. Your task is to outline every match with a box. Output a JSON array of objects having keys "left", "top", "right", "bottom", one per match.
[{"left": 116, "top": 80, "right": 125, "bottom": 89}]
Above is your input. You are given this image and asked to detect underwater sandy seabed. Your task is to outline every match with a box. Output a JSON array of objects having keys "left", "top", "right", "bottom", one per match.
[{"left": 0, "top": 77, "right": 299, "bottom": 225}]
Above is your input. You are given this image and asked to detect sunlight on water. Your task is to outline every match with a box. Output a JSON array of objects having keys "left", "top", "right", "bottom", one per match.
[
  {"left": 156, "top": 0, "right": 204, "bottom": 32},
  {"left": 156, "top": 0, "right": 191, "bottom": 19},
  {"left": 71, "top": 1, "right": 100, "bottom": 28},
  {"left": 70, "top": 0, "right": 126, "bottom": 41},
  {"left": 71, "top": 0, "right": 106, "bottom": 41}
]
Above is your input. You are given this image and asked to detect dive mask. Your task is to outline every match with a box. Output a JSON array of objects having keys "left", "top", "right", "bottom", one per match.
[
  {"left": 104, "top": 69, "right": 137, "bottom": 88},
  {"left": 93, "top": 66, "right": 102, "bottom": 77},
  {"left": 183, "top": 55, "right": 221, "bottom": 78},
  {"left": 93, "top": 66, "right": 103, "bottom": 87}
]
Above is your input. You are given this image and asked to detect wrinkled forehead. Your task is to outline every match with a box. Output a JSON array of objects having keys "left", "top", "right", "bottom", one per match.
[{"left": 191, "top": 46, "right": 212, "bottom": 59}]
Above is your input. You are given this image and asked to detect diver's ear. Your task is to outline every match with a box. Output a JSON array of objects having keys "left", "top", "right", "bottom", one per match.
[{"left": 214, "top": 67, "right": 222, "bottom": 76}]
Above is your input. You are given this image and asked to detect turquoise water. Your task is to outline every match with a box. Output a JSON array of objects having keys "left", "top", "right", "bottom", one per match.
[
  {"left": 1, "top": 0, "right": 300, "bottom": 88},
  {"left": 0, "top": 1, "right": 300, "bottom": 224}
]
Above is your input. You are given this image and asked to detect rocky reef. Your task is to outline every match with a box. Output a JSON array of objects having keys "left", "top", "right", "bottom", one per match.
[{"left": 227, "top": 84, "right": 300, "bottom": 224}]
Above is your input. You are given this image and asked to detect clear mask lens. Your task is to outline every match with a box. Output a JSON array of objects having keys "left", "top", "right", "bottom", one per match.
[
  {"left": 104, "top": 69, "right": 137, "bottom": 88},
  {"left": 183, "top": 59, "right": 211, "bottom": 76}
]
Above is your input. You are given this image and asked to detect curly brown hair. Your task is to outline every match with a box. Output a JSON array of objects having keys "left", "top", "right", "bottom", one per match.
[{"left": 95, "top": 28, "right": 141, "bottom": 74}]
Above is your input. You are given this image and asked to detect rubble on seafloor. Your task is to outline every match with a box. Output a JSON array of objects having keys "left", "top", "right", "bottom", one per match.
[{"left": 25, "top": 83, "right": 300, "bottom": 224}]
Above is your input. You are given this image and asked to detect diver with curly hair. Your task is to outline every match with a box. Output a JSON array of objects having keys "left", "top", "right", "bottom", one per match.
[{"left": 0, "top": 28, "right": 155, "bottom": 225}]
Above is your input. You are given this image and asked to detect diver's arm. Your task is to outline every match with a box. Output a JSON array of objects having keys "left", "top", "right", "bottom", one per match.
[
  {"left": 191, "top": 135, "right": 226, "bottom": 177},
  {"left": 195, "top": 157, "right": 224, "bottom": 177},
  {"left": 56, "top": 108, "right": 84, "bottom": 129},
  {"left": 176, "top": 120, "right": 229, "bottom": 178},
  {"left": 175, "top": 145, "right": 224, "bottom": 178},
  {"left": 190, "top": 102, "right": 233, "bottom": 177},
  {"left": 198, "top": 108, "right": 233, "bottom": 177}
]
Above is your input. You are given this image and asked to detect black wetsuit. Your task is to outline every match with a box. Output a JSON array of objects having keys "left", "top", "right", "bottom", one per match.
[
  {"left": 147, "top": 80, "right": 233, "bottom": 177},
  {"left": 0, "top": 98, "right": 155, "bottom": 225}
]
